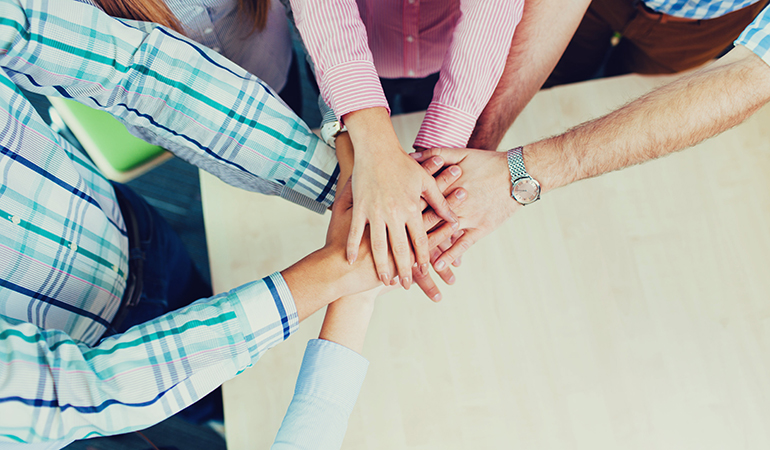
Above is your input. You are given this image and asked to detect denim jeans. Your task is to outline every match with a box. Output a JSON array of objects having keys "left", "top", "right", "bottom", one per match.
[{"left": 109, "top": 182, "right": 221, "bottom": 424}]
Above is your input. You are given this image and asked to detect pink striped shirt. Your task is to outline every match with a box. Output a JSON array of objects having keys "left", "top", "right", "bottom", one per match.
[{"left": 290, "top": 0, "right": 523, "bottom": 148}]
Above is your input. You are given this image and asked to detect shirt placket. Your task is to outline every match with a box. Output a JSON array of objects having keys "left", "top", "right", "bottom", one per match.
[
  {"left": 191, "top": 5, "right": 223, "bottom": 53},
  {"left": 402, "top": 0, "right": 420, "bottom": 77}
]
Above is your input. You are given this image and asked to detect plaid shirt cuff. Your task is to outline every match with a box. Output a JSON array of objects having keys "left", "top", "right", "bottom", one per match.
[
  {"left": 233, "top": 273, "right": 300, "bottom": 362},
  {"left": 285, "top": 136, "right": 340, "bottom": 211}
]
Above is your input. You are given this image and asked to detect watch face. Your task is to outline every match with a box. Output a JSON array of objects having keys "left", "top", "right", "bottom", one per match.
[{"left": 512, "top": 178, "right": 541, "bottom": 204}]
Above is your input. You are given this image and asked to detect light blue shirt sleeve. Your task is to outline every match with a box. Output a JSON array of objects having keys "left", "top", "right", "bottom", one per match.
[{"left": 271, "top": 339, "right": 369, "bottom": 450}]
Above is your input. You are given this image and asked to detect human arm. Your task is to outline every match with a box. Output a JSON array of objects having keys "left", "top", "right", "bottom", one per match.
[
  {"left": 276, "top": 136, "right": 443, "bottom": 450},
  {"left": 467, "top": 0, "right": 590, "bottom": 150},
  {"left": 270, "top": 289, "right": 377, "bottom": 450},
  {"left": 0, "top": 0, "right": 337, "bottom": 213},
  {"left": 0, "top": 165, "right": 461, "bottom": 446},
  {"left": 415, "top": 44, "right": 770, "bottom": 268},
  {"left": 335, "top": 129, "right": 462, "bottom": 302},
  {"left": 288, "top": 0, "right": 457, "bottom": 288},
  {"left": 412, "top": 0, "right": 523, "bottom": 150},
  {"left": 271, "top": 148, "right": 465, "bottom": 448},
  {"left": 0, "top": 273, "right": 298, "bottom": 445}
]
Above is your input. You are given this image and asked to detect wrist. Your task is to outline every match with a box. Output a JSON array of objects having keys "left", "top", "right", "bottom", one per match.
[
  {"left": 522, "top": 139, "right": 575, "bottom": 193},
  {"left": 319, "top": 293, "right": 376, "bottom": 354},
  {"left": 281, "top": 247, "right": 352, "bottom": 322},
  {"left": 494, "top": 151, "right": 522, "bottom": 211},
  {"left": 342, "top": 107, "right": 402, "bottom": 157}
]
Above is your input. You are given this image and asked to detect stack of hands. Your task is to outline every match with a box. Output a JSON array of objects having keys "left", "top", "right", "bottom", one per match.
[{"left": 324, "top": 121, "right": 521, "bottom": 303}]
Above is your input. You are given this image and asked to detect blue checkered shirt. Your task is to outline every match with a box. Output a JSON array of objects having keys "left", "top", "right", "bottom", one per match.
[
  {"left": 0, "top": 0, "right": 342, "bottom": 443},
  {"left": 644, "top": 0, "right": 763, "bottom": 19}
]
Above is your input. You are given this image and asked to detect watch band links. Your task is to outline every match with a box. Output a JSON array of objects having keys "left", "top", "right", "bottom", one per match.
[{"left": 507, "top": 146, "right": 529, "bottom": 182}]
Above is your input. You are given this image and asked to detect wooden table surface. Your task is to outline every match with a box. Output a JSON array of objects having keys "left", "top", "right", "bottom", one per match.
[{"left": 201, "top": 73, "right": 770, "bottom": 450}]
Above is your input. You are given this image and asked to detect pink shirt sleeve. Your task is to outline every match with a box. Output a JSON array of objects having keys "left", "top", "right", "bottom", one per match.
[
  {"left": 289, "top": 0, "right": 390, "bottom": 120},
  {"left": 414, "top": 0, "right": 524, "bottom": 149}
]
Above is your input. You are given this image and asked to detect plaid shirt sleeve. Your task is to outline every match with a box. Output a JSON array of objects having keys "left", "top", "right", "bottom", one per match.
[
  {"left": 735, "top": 5, "right": 770, "bottom": 66},
  {"left": 0, "top": 273, "right": 299, "bottom": 444},
  {"left": 0, "top": 0, "right": 338, "bottom": 213}
]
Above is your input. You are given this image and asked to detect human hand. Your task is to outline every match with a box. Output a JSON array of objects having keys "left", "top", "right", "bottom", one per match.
[
  {"left": 412, "top": 148, "right": 520, "bottom": 272},
  {"left": 343, "top": 108, "right": 458, "bottom": 291},
  {"left": 410, "top": 158, "right": 468, "bottom": 302},
  {"left": 326, "top": 157, "right": 466, "bottom": 300}
]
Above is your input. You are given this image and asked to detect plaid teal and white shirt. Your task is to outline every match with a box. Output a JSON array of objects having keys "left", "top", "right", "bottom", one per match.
[
  {"left": 0, "top": 0, "right": 344, "bottom": 444},
  {"left": 0, "top": 0, "right": 340, "bottom": 342}
]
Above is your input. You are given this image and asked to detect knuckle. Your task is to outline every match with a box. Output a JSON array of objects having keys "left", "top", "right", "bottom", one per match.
[
  {"left": 456, "top": 239, "right": 471, "bottom": 252},
  {"left": 424, "top": 212, "right": 439, "bottom": 225},
  {"left": 392, "top": 242, "right": 410, "bottom": 256},
  {"left": 371, "top": 239, "right": 388, "bottom": 253},
  {"left": 348, "top": 223, "right": 361, "bottom": 237},
  {"left": 413, "top": 234, "right": 429, "bottom": 248}
]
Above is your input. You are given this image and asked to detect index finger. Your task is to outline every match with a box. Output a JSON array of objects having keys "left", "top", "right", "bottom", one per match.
[
  {"left": 413, "top": 265, "right": 442, "bottom": 302},
  {"left": 423, "top": 188, "right": 466, "bottom": 232}
]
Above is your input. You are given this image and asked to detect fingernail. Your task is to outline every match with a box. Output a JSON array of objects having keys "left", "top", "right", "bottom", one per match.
[
  {"left": 449, "top": 166, "right": 461, "bottom": 176},
  {"left": 432, "top": 156, "right": 443, "bottom": 166},
  {"left": 380, "top": 273, "right": 390, "bottom": 285},
  {"left": 390, "top": 277, "right": 399, "bottom": 286},
  {"left": 413, "top": 262, "right": 418, "bottom": 268},
  {"left": 451, "top": 221, "right": 459, "bottom": 230},
  {"left": 433, "top": 293, "right": 442, "bottom": 302},
  {"left": 402, "top": 276, "right": 411, "bottom": 289},
  {"left": 411, "top": 152, "right": 422, "bottom": 159},
  {"left": 448, "top": 275, "right": 456, "bottom": 284},
  {"left": 454, "top": 256, "right": 462, "bottom": 266},
  {"left": 435, "top": 260, "right": 446, "bottom": 270},
  {"left": 348, "top": 252, "right": 357, "bottom": 264},
  {"left": 420, "top": 263, "right": 428, "bottom": 276},
  {"left": 455, "top": 189, "right": 466, "bottom": 200}
]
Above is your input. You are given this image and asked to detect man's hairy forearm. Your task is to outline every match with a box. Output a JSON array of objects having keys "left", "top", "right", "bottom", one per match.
[
  {"left": 526, "top": 46, "right": 770, "bottom": 193},
  {"left": 468, "top": 0, "right": 590, "bottom": 150}
]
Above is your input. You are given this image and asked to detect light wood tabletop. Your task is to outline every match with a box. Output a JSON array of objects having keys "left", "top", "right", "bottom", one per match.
[{"left": 201, "top": 73, "right": 770, "bottom": 450}]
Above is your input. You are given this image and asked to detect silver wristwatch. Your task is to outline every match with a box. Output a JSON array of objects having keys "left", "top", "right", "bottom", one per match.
[{"left": 507, "top": 146, "right": 541, "bottom": 205}]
